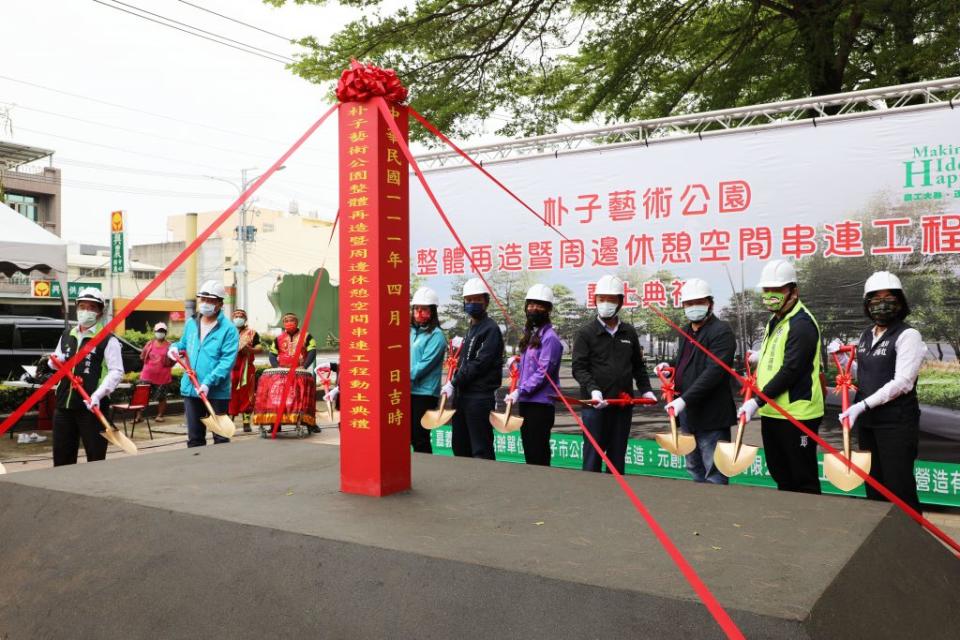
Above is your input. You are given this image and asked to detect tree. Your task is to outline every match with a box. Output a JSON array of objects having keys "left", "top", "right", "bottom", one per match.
[{"left": 269, "top": 0, "right": 960, "bottom": 141}]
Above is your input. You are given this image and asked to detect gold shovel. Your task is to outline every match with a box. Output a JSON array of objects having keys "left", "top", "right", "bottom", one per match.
[
  {"left": 316, "top": 366, "right": 340, "bottom": 426},
  {"left": 51, "top": 356, "right": 138, "bottom": 456},
  {"left": 174, "top": 353, "right": 236, "bottom": 439},
  {"left": 421, "top": 339, "right": 461, "bottom": 430},
  {"left": 715, "top": 357, "right": 759, "bottom": 477},
  {"left": 490, "top": 359, "right": 524, "bottom": 434},
  {"left": 654, "top": 366, "right": 696, "bottom": 456},
  {"left": 823, "top": 346, "right": 871, "bottom": 492},
  {"left": 0, "top": 462, "right": 7, "bottom": 474}
]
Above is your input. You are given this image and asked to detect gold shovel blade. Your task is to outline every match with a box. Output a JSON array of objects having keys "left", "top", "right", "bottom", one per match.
[
  {"left": 824, "top": 451, "right": 872, "bottom": 492},
  {"left": 654, "top": 415, "right": 696, "bottom": 456},
  {"left": 202, "top": 414, "right": 236, "bottom": 439},
  {"left": 713, "top": 442, "right": 759, "bottom": 477},
  {"left": 0, "top": 461, "right": 7, "bottom": 474},
  {"left": 490, "top": 402, "right": 524, "bottom": 434},
  {"left": 316, "top": 401, "right": 340, "bottom": 426},
  {"left": 112, "top": 429, "right": 139, "bottom": 455},
  {"left": 654, "top": 432, "right": 697, "bottom": 456},
  {"left": 421, "top": 409, "right": 455, "bottom": 430},
  {"left": 421, "top": 395, "right": 455, "bottom": 430}
]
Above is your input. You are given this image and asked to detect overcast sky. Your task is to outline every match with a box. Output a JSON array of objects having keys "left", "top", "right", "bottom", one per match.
[{"left": 3, "top": 0, "right": 381, "bottom": 246}]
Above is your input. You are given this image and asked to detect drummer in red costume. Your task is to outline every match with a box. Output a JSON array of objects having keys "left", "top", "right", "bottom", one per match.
[
  {"left": 263, "top": 312, "right": 319, "bottom": 433},
  {"left": 228, "top": 309, "right": 262, "bottom": 432},
  {"left": 268, "top": 312, "right": 317, "bottom": 370}
]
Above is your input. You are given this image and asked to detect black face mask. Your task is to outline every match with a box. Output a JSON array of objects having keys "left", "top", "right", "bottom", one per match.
[
  {"left": 525, "top": 311, "right": 548, "bottom": 326},
  {"left": 868, "top": 300, "right": 900, "bottom": 326}
]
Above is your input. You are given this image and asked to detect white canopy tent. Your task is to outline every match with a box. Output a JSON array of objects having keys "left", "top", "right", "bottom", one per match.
[{"left": 0, "top": 201, "right": 68, "bottom": 305}]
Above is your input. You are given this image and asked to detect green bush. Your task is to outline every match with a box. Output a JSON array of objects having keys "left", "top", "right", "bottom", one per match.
[{"left": 0, "top": 386, "right": 32, "bottom": 414}]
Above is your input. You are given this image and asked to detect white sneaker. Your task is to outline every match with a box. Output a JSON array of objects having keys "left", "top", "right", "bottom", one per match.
[
  {"left": 17, "top": 433, "right": 29, "bottom": 444},
  {"left": 28, "top": 433, "right": 47, "bottom": 443}
]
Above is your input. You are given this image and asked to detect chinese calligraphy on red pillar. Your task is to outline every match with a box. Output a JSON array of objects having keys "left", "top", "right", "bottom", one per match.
[{"left": 337, "top": 64, "right": 411, "bottom": 496}]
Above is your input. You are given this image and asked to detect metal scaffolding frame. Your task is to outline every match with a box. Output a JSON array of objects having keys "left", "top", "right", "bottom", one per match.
[{"left": 417, "top": 77, "right": 960, "bottom": 170}]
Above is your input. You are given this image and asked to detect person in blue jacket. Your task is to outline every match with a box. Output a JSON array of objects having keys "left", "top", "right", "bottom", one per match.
[
  {"left": 168, "top": 280, "right": 239, "bottom": 447},
  {"left": 410, "top": 286, "right": 447, "bottom": 454}
]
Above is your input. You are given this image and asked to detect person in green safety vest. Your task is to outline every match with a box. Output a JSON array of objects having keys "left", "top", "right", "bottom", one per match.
[
  {"left": 48, "top": 287, "right": 125, "bottom": 466},
  {"left": 738, "top": 259, "right": 824, "bottom": 494}
]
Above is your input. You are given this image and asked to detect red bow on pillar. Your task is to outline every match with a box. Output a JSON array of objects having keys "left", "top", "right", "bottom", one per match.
[{"left": 335, "top": 60, "right": 408, "bottom": 103}]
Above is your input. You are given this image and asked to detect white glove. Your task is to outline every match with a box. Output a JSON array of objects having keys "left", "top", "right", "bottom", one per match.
[
  {"left": 839, "top": 401, "right": 867, "bottom": 427},
  {"left": 168, "top": 345, "right": 182, "bottom": 362},
  {"left": 324, "top": 386, "right": 339, "bottom": 403},
  {"left": 666, "top": 397, "right": 685, "bottom": 417},
  {"left": 737, "top": 398, "right": 760, "bottom": 423},
  {"left": 746, "top": 350, "right": 760, "bottom": 365},
  {"left": 198, "top": 384, "right": 210, "bottom": 397},
  {"left": 591, "top": 390, "right": 608, "bottom": 409},
  {"left": 507, "top": 355, "right": 521, "bottom": 367},
  {"left": 826, "top": 339, "right": 843, "bottom": 355},
  {"left": 84, "top": 389, "right": 105, "bottom": 412},
  {"left": 506, "top": 389, "right": 519, "bottom": 404},
  {"left": 441, "top": 382, "right": 455, "bottom": 398},
  {"left": 48, "top": 356, "right": 60, "bottom": 370},
  {"left": 451, "top": 336, "right": 463, "bottom": 350},
  {"left": 316, "top": 361, "right": 332, "bottom": 371},
  {"left": 653, "top": 362, "right": 670, "bottom": 375},
  {"left": 642, "top": 391, "right": 658, "bottom": 402}
]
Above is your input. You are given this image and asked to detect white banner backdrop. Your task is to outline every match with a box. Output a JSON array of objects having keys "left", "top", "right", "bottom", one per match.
[{"left": 411, "top": 107, "right": 960, "bottom": 310}]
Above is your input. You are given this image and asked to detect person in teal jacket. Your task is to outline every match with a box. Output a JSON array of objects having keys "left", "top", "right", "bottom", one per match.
[
  {"left": 410, "top": 286, "right": 447, "bottom": 454},
  {"left": 168, "top": 280, "right": 239, "bottom": 447}
]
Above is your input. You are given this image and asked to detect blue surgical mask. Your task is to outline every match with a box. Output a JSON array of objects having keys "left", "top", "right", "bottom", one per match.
[
  {"left": 233, "top": 317, "right": 246, "bottom": 328},
  {"left": 464, "top": 302, "right": 485, "bottom": 319},
  {"left": 684, "top": 305, "right": 710, "bottom": 323},
  {"left": 198, "top": 302, "right": 216, "bottom": 317}
]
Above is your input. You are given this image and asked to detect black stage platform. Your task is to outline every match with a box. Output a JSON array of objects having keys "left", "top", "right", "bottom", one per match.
[{"left": 1, "top": 441, "right": 958, "bottom": 639}]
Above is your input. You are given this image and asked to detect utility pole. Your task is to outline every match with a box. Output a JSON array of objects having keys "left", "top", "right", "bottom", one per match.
[
  {"left": 206, "top": 166, "right": 284, "bottom": 314},
  {"left": 237, "top": 167, "right": 251, "bottom": 312}
]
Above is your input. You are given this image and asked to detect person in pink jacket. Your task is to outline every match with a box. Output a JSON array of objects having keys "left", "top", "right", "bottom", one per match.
[{"left": 137, "top": 322, "right": 174, "bottom": 422}]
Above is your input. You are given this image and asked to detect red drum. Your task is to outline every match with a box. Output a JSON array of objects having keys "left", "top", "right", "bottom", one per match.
[{"left": 252, "top": 368, "right": 316, "bottom": 427}]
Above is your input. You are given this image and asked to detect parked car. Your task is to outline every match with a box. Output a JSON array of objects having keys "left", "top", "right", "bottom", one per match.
[{"left": 0, "top": 315, "right": 142, "bottom": 380}]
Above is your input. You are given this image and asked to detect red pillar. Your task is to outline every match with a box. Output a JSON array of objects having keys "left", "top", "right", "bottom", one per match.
[{"left": 337, "top": 100, "right": 412, "bottom": 496}]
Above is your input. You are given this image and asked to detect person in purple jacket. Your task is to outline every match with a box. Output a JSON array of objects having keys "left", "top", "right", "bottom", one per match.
[{"left": 506, "top": 284, "right": 564, "bottom": 466}]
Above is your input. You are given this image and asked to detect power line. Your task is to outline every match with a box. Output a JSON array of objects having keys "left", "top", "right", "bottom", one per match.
[
  {"left": 57, "top": 158, "right": 230, "bottom": 181},
  {"left": 1, "top": 101, "right": 305, "bottom": 163},
  {"left": 63, "top": 178, "right": 233, "bottom": 199},
  {"left": 90, "top": 0, "right": 291, "bottom": 64},
  {"left": 0, "top": 74, "right": 297, "bottom": 145},
  {"left": 176, "top": 0, "right": 293, "bottom": 42},
  {"left": 12, "top": 126, "right": 232, "bottom": 171},
  {"left": 105, "top": 0, "right": 294, "bottom": 61}
]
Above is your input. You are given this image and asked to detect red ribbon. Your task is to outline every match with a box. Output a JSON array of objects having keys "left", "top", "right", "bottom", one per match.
[
  {"left": 374, "top": 96, "right": 745, "bottom": 639},
  {"left": 336, "top": 60, "right": 408, "bottom": 104}
]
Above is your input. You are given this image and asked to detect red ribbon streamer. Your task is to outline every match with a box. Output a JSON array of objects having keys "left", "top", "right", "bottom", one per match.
[
  {"left": 409, "top": 108, "right": 568, "bottom": 241},
  {"left": 270, "top": 211, "right": 340, "bottom": 439},
  {"left": 646, "top": 304, "right": 960, "bottom": 556},
  {"left": 375, "top": 96, "right": 745, "bottom": 639},
  {"left": 0, "top": 104, "right": 338, "bottom": 437}
]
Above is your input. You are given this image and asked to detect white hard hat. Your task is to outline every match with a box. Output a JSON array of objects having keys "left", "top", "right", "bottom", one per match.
[
  {"left": 76, "top": 287, "right": 105, "bottom": 307},
  {"left": 680, "top": 278, "right": 712, "bottom": 303},
  {"left": 525, "top": 283, "right": 554, "bottom": 305},
  {"left": 198, "top": 279, "right": 226, "bottom": 300},
  {"left": 154, "top": 322, "right": 168, "bottom": 331},
  {"left": 594, "top": 274, "right": 624, "bottom": 297},
  {"left": 462, "top": 278, "right": 488, "bottom": 297},
  {"left": 757, "top": 259, "right": 797, "bottom": 288},
  {"left": 411, "top": 286, "right": 439, "bottom": 306},
  {"left": 864, "top": 271, "right": 903, "bottom": 297}
]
